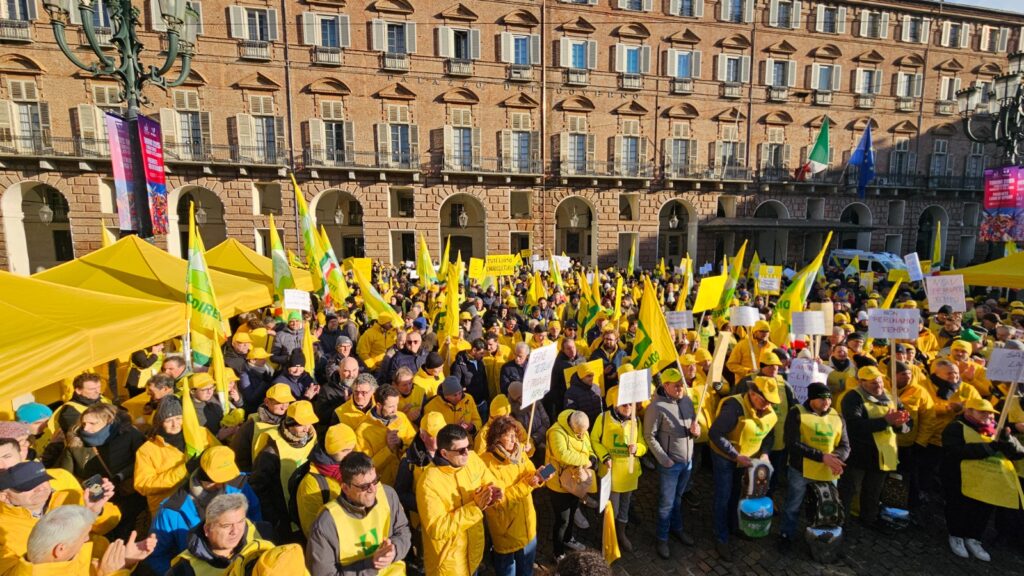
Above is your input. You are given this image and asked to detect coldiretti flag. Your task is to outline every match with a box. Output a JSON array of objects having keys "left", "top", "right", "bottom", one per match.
[
  {"left": 626, "top": 236, "right": 637, "bottom": 277},
  {"left": 438, "top": 236, "right": 451, "bottom": 280},
  {"left": 440, "top": 264, "right": 461, "bottom": 341},
  {"left": 769, "top": 232, "right": 833, "bottom": 346},
  {"left": 293, "top": 175, "right": 349, "bottom": 307},
  {"left": 268, "top": 213, "right": 295, "bottom": 320},
  {"left": 352, "top": 263, "right": 397, "bottom": 321},
  {"left": 677, "top": 254, "right": 693, "bottom": 312},
  {"left": 186, "top": 202, "right": 227, "bottom": 368},
  {"left": 549, "top": 252, "right": 565, "bottom": 291},
  {"left": 713, "top": 240, "right": 747, "bottom": 319},
  {"left": 417, "top": 233, "right": 438, "bottom": 288},
  {"left": 318, "top": 229, "right": 352, "bottom": 304},
  {"left": 843, "top": 255, "right": 860, "bottom": 277},
  {"left": 181, "top": 377, "right": 209, "bottom": 457},
  {"left": 632, "top": 275, "right": 676, "bottom": 374}
]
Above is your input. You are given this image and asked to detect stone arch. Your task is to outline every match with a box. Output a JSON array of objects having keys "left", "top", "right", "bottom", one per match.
[
  {"left": 310, "top": 188, "right": 365, "bottom": 259},
  {"left": 554, "top": 195, "right": 598, "bottom": 267},
  {"left": 916, "top": 205, "right": 949, "bottom": 261},
  {"left": 839, "top": 202, "right": 873, "bottom": 250},
  {"left": 1, "top": 181, "right": 74, "bottom": 274},
  {"left": 657, "top": 198, "right": 698, "bottom": 263},
  {"left": 752, "top": 200, "right": 790, "bottom": 263},
  {"left": 167, "top": 185, "right": 226, "bottom": 258},
  {"left": 439, "top": 193, "right": 487, "bottom": 261},
  {"left": 0, "top": 54, "right": 45, "bottom": 73}
]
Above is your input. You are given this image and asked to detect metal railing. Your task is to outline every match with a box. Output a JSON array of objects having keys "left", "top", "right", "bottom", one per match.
[
  {"left": 758, "top": 166, "right": 844, "bottom": 184},
  {"left": 231, "top": 145, "right": 288, "bottom": 165},
  {"left": 927, "top": 174, "right": 984, "bottom": 190},
  {"left": 0, "top": 135, "right": 109, "bottom": 158},
  {"left": 164, "top": 142, "right": 288, "bottom": 166},
  {"left": 767, "top": 86, "right": 789, "bottom": 102},
  {"left": 619, "top": 74, "right": 643, "bottom": 90},
  {"left": 565, "top": 68, "right": 589, "bottom": 86},
  {"left": 557, "top": 160, "right": 653, "bottom": 178},
  {"left": 446, "top": 59, "right": 473, "bottom": 76},
  {"left": 936, "top": 100, "right": 956, "bottom": 115},
  {"left": 80, "top": 26, "right": 113, "bottom": 46},
  {"left": 670, "top": 78, "right": 693, "bottom": 94},
  {"left": 312, "top": 46, "right": 342, "bottom": 66},
  {"left": 664, "top": 163, "right": 753, "bottom": 181},
  {"left": 440, "top": 155, "right": 542, "bottom": 175},
  {"left": 721, "top": 83, "right": 743, "bottom": 98},
  {"left": 239, "top": 40, "right": 271, "bottom": 60},
  {"left": 507, "top": 64, "right": 534, "bottom": 81},
  {"left": 896, "top": 96, "right": 916, "bottom": 112},
  {"left": 382, "top": 52, "right": 410, "bottom": 71},
  {"left": 845, "top": 171, "right": 925, "bottom": 188},
  {"left": 378, "top": 151, "right": 419, "bottom": 170},
  {"left": 0, "top": 18, "right": 31, "bottom": 42},
  {"left": 855, "top": 94, "right": 876, "bottom": 109},
  {"left": 813, "top": 90, "right": 833, "bottom": 105},
  {"left": 163, "top": 141, "right": 213, "bottom": 163}
]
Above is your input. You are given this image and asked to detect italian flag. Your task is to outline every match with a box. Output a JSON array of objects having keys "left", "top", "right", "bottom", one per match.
[{"left": 795, "top": 118, "right": 830, "bottom": 180}]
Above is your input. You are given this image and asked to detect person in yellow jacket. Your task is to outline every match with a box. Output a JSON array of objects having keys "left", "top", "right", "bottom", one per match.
[
  {"left": 168, "top": 493, "right": 273, "bottom": 576},
  {"left": 295, "top": 423, "right": 357, "bottom": 538},
  {"left": 334, "top": 374, "right": 377, "bottom": 430},
  {"left": 482, "top": 335, "right": 511, "bottom": 401},
  {"left": 416, "top": 424, "right": 502, "bottom": 576},
  {"left": 354, "top": 385, "right": 417, "bottom": 487},
  {"left": 941, "top": 398, "right": 1024, "bottom": 562},
  {"left": 356, "top": 312, "right": 398, "bottom": 372},
  {"left": 480, "top": 416, "right": 544, "bottom": 576},
  {"left": 891, "top": 360, "right": 935, "bottom": 511},
  {"left": 591, "top": 386, "right": 647, "bottom": 553},
  {"left": 949, "top": 339, "right": 994, "bottom": 398},
  {"left": 423, "top": 377, "right": 483, "bottom": 438},
  {"left": 412, "top": 352, "right": 445, "bottom": 400},
  {"left": 725, "top": 320, "right": 775, "bottom": 385},
  {"left": 544, "top": 409, "right": 597, "bottom": 558},
  {"left": 134, "top": 397, "right": 218, "bottom": 515},
  {"left": 394, "top": 367, "right": 427, "bottom": 425},
  {"left": 251, "top": 401, "right": 318, "bottom": 540},
  {"left": 557, "top": 320, "right": 590, "bottom": 359},
  {"left": 498, "top": 316, "right": 525, "bottom": 352},
  {"left": 305, "top": 452, "right": 411, "bottom": 576},
  {"left": 474, "top": 395, "right": 530, "bottom": 456}
]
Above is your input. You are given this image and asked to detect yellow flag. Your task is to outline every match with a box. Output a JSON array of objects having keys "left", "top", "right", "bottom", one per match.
[
  {"left": 657, "top": 257, "right": 666, "bottom": 278},
  {"left": 417, "top": 233, "right": 438, "bottom": 289},
  {"left": 181, "top": 378, "right": 209, "bottom": 458},
  {"left": 631, "top": 275, "right": 677, "bottom": 374},
  {"left": 749, "top": 251, "right": 761, "bottom": 280},
  {"left": 440, "top": 264, "right": 460, "bottom": 341},
  {"left": 769, "top": 232, "right": 833, "bottom": 346},
  {"left": 438, "top": 236, "right": 451, "bottom": 279},
  {"left": 1005, "top": 242, "right": 1019, "bottom": 257},
  {"left": 932, "top": 220, "right": 942, "bottom": 272},
  {"left": 626, "top": 237, "right": 636, "bottom": 276},
  {"left": 603, "top": 503, "right": 621, "bottom": 565},
  {"left": 302, "top": 322, "right": 316, "bottom": 374},
  {"left": 693, "top": 273, "right": 728, "bottom": 314},
  {"left": 612, "top": 276, "right": 624, "bottom": 321}
]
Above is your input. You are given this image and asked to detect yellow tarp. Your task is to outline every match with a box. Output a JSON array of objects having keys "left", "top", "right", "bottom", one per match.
[
  {"left": 34, "top": 235, "right": 271, "bottom": 317},
  {"left": 0, "top": 270, "right": 182, "bottom": 402},
  {"left": 940, "top": 252, "right": 1024, "bottom": 289},
  {"left": 206, "top": 238, "right": 314, "bottom": 292}
]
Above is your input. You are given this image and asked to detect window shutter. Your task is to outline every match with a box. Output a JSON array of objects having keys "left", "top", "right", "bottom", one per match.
[
  {"left": 343, "top": 121, "right": 355, "bottom": 157},
  {"left": 639, "top": 137, "right": 649, "bottom": 170},
  {"left": 981, "top": 26, "right": 991, "bottom": 51},
  {"left": 371, "top": 19, "right": 385, "bottom": 51},
  {"left": 765, "top": 58, "right": 775, "bottom": 85},
  {"left": 559, "top": 133, "right": 569, "bottom": 167},
  {"left": 832, "top": 65, "right": 841, "bottom": 91},
  {"left": 792, "top": 1, "right": 801, "bottom": 28},
  {"left": 768, "top": 0, "right": 778, "bottom": 27},
  {"left": 641, "top": 45, "right": 651, "bottom": 74},
  {"left": 743, "top": 0, "right": 754, "bottom": 23},
  {"left": 961, "top": 23, "right": 971, "bottom": 49},
  {"left": 663, "top": 138, "right": 673, "bottom": 173},
  {"left": 694, "top": 0, "right": 704, "bottom": 17},
  {"left": 37, "top": 102, "right": 50, "bottom": 148},
  {"left": 75, "top": 104, "right": 97, "bottom": 145},
  {"left": 643, "top": 0, "right": 653, "bottom": 11},
  {"left": 855, "top": 67, "right": 864, "bottom": 93},
  {"left": 838, "top": 7, "right": 847, "bottom": 34},
  {"left": 199, "top": 112, "right": 212, "bottom": 154},
  {"left": 159, "top": 108, "right": 180, "bottom": 150},
  {"left": 301, "top": 12, "right": 317, "bottom": 45},
  {"left": 670, "top": 0, "right": 681, "bottom": 16},
  {"left": 586, "top": 134, "right": 596, "bottom": 170},
  {"left": 266, "top": 9, "right": 278, "bottom": 42},
  {"left": 500, "top": 129, "right": 512, "bottom": 168},
  {"left": 687, "top": 138, "right": 698, "bottom": 166},
  {"left": 953, "top": 77, "right": 962, "bottom": 95},
  {"left": 500, "top": 32, "right": 512, "bottom": 63},
  {"left": 914, "top": 73, "right": 923, "bottom": 98},
  {"left": 308, "top": 118, "right": 326, "bottom": 154},
  {"left": 408, "top": 124, "right": 420, "bottom": 164},
  {"left": 907, "top": 152, "right": 917, "bottom": 173},
  {"left": 720, "top": 0, "right": 728, "bottom": 22},
  {"left": 998, "top": 27, "right": 1009, "bottom": 52},
  {"left": 406, "top": 22, "right": 417, "bottom": 53},
  {"left": 758, "top": 143, "right": 766, "bottom": 168},
  {"left": 901, "top": 15, "right": 910, "bottom": 42},
  {"left": 614, "top": 44, "right": 624, "bottom": 73},
  {"left": 151, "top": 0, "right": 167, "bottom": 32},
  {"left": 880, "top": 12, "right": 889, "bottom": 39},
  {"left": 921, "top": 18, "right": 931, "bottom": 44},
  {"left": 617, "top": 0, "right": 627, "bottom": 8},
  {"left": 787, "top": 60, "right": 796, "bottom": 86},
  {"left": 235, "top": 113, "right": 254, "bottom": 150},
  {"left": 437, "top": 26, "right": 451, "bottom": 57},
  {"left": 471, "top": 127, "right": 481, "bottom": 169},
  {"left": 274, "top": 116, "right": 285, "bottom": 158},
  {"left": 873, "top": 69, "right": 882, "bottom": 94},
  {"left": 587, "top": 40, "right": 598, "bottom": 70},
  {"left": 376, "top": 123, "right": 391, "bottom": 167},
  {"left": 559, "top": 37, "right": 570, "bottom": 67},
  {"left": 860, "top": 11, "right": 869, "bottom": 37},
  {"left": 338, "top": 15, "right": 350, "bottom": 48},
  {"left": 810, "top": 63, "right": 820, "bottom": 90},
  {"left": 941, "top": 21, "right": 950, "bottom": 46},
  {"left": 470, "top": 28, "right": 481, "bottom": 60},
  {"left": 716, "top": 54, "right": 724, "bottom": 81},
  {"left": 530, "top": 34, "right": 541, "bottom": 64},
  {"left": 229, "top": 6, "right": 246, "bottom": 39},
  {"left": 666, "top": 49, "right": 678, "bottom": 77},
  {"left": 736, "top": 143, "right": 746, "bottom": 168},
  {"left": 613, "top": 135, "right": 623, "bottom": 174},
  {"left": 530, "top": 131, "right": 540, "bottom": 165},
  {"left": 693, "top": 51, "right": 702, "bottom": 78},
  {"left": 816, "top": 5, "right": 824, "bottom": 33}
]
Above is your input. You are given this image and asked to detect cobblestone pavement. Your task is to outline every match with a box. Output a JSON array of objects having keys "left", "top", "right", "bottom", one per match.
[{"left": 513, "top": 452, "right": 1024, "bottom": 576}]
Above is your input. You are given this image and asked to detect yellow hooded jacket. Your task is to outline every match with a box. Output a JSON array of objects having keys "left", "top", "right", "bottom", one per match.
[
  {"left": 354, "top": 411, "right": 417, "bottom": 486},
  {"left": 544, "top": 410, "right": 596, "bottom": 494},
  {"left": 478, "top": 450, "right": 538, "bottom": 554}
]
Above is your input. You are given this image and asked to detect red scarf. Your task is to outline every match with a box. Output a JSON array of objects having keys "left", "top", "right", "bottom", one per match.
[{"left": 314, "top": 461, "right": 342, "bottom": 482}]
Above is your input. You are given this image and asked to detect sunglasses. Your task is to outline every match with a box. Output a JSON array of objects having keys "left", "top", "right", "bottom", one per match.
[
  {"left": 447, "top": 446, "right": 470, "bottom": 456},
  {"left": 349, "top": 476, "right": 381, "bottom": 492}
]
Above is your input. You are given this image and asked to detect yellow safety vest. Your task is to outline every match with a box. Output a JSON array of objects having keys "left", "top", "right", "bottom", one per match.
[
  {"left": 1008, "top": 396, "right": 1024, "bottom": 478},
  {"left": 169, "top": 522, "right": 271, "bottom": 576},
  {"left": 770, "top": 379, "right": 789, "bottom": 452},
  {"left": 249, "top": 414, "right": 276, "bottom": 454},
  {"left": 323, "top": 487, "right": 405, "bottom": 576},
  {"left": 797, "top": 405, "right": 844, "bottom": 482},
  {"left": 854, "top": 387, "right": 899, "bottom": 472},
  {"left": 254, "top": 428, "right": 315, "bottom": 507},
  {"left": 960, "top": 424, "right": 1024, "bottom": 509},
  {"left": 716, "top": 394, "right": 778, "bottom": 458},
  {"left": 131, "top": 352, "right": 164, "bottom": 390}
]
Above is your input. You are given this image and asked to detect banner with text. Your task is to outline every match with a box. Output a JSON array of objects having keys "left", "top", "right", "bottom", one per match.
[
  {"left": 981, "top": 165, "right": 1024, "bottom": 242},
  {"left": 105, "top": 113, "right": 137, "bottom": 232},
  {"left": 138, "top": 115, "right": 169, "bottom": 235}
]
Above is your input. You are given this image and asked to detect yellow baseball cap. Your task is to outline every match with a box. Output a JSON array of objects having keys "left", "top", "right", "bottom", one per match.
[
  {"left": 951, "top": 340, "right": 972, "bottom": 353},
  {"left": 752, "top": 376, "right": 781, "bottom": 404},
  {"left": 265, "top": 384, "right": 296, "bottom": 404},
  {"left": 760, "top": 351, "right": 783, "bottom": 366},
  {"left": 421, "top": 412, "right": 447, "bottom": 437},
  {"left": 965, "top": 397, "right": 998, "bottom": 413},
  {"left": 286, "top": 400, "right": 319, "bottom": 425},
  {"left": 490, "top": 394, "right": 512, "bottom": 418},
  {"left": 460, "top": 311, "right": 473, "bottom": 320},
  {"left": 605, "top": 386, "right": 620, "bottom": 407},
  {"left": 325, "top": 423, "right": 357, "bottom": 454},
  {"left": 858, "top": 366, "right": 884, "bottom": 381},
  {"left": 578, "top": 362, "right": 597, "bottom": 379},
  {"left": 617, "top": 363, "right": 635, "bottom": 376},
  {"left": 661, "top": 368, "right": 683, "bottom": 384},
  {"left": 753, "top": 320, "right": 770, "bottom": 332},
  {"left": 694, "top": 348, "right": 713, "bottom": 363},
  {"left": 191, "top": 373, "right": 215, "bottom": 390},
  {"left": 248, "top": 347, "right": 270, "bottom": 360},
  {"left": 679, "top": 354, "right": 697, "bottom": 367},
  {"left": 200, "top": 446, "right": 240, "bottom": 483},
  {"left": 252, "top": 544, "right": 305, "bottom": 576},
  {"left": 232, "top": 331, "right": 252, "bottom": 344}
]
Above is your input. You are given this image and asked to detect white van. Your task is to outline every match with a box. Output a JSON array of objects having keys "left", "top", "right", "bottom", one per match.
[{"left": 830, "top": 249, "right": 907, "bottom": 276}]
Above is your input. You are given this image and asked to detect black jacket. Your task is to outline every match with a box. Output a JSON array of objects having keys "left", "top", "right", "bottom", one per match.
[
  {"left": 222, "top": 344, "right": 249, "bottom": 377},
  {"left": 840, "top": 387, "right": 909, "bottom": 471},
  {"left": 564, "top": 375, "right": 603, "bottom": 427},
  {"left": 380, "top": 348, "right": 426, "bottom": 386},
  {"left": 125, "top": 349, "right": 160, "bottom": 393},
  {"left": 500, "top": 360, "right": 526, "bottom": 396},
  {"left": 545, "top": 353, "right": 582, "bottom": 421},
  {"left": 451, "top": 350, "right": 489, "bottom": 402},
  {"left": 394, "top": 435, "right": 433, "bottom": 515}
]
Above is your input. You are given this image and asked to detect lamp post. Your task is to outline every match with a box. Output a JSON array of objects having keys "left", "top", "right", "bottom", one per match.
[
  {"left": 956, "top": 52, "right": 1024, "bottom": 166},
  {"left": 42, "top": 0, "right": 198, "bottom": 237},
  {"left": 457, "top": 207, "right": 469, "bottom": 229}
]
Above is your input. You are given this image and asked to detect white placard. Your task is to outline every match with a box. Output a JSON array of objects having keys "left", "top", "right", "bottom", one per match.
[
  {"left": 867, "top": 308, "right": 920, "bottom": 340},
  {"left": 665, "top": 311, "right": 694, "bottom": 330},
  {"left": 532, "top": 260, "right": 550, "bottom": 272},
  {"left": 599, "top": 470, "right": 612, "bottom": 513},
  {"left": 520, "top": 343, "right": 558, "bottom": 408},
  {"left": 986, "top": 348, "right": 1024, "bottom": 382},
  {"left": 616, "top": 369, "right": 651, "bottom": 406},
  {"left": 586, "top": 272, "right": 595, "bottom": 285},
  {"left": 788, "top": 358, "right": 818, "bottom": 403},
  {"left": 283, "top": 289, "right": 310, "bottom": 312},
  {"left": 924, "top": 275, "right": 966, "bottom": 312},
  {"left": 903, "top": 252, "right": 924, "bottom": 282},
  {"left": 553, "top": 255, "right": 573, "bottom": 271},
  {"left": 758, "top": 275, "right": 781, "bottom": 294},
  {"left": 730, "top": 306, "right": 760, "bottom": 327},
  {"left": 791, "top": 311, "right": 827, "bottom": 336}
]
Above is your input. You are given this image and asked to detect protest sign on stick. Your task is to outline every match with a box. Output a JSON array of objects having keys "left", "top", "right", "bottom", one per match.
[{"left": 924, "top": 275, "right": 966, "bottom": 312}]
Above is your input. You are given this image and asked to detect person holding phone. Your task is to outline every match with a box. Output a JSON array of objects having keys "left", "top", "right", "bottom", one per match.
[{"left": 481, "top": 416, "right": 545, "bottom": 576}]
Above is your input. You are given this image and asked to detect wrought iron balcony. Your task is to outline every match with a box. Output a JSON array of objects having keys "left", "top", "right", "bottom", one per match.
[
  {"left": 440, "top": 155, "right": 542, "bottom": 176},
  {"left": 0, "top": 135, "right": 110, "bottom": 159},
  {"left": 767, "top": 86, "right": 789, "bottom": 102},
  {"left": 507, "top": 64, "right": 534, "bottom": 81},
  {"left": 855, "top": 94, "right": 876, "bottom": 109},
  {"left": 312, "top": 46, "right": 342, "bottom": 66},
  {"left": 670, "top": 78, "right": 693, "bottom": 94},
  {"left": 619, "top": 73, "right": 643, "bottom": 91},
  {"left": 665, "top": 163, "right": 754, "bottom": 181},
  {"left": 231, "top": 145, "right": 288, "bottom": 165},
  {"left": 927, "top": 174, "right": 984, "bottom": 190},
  {"left": 565, "top": 68, "right": 589, "bottom": 86},
  {"left": 446, "top": 59, "right": 473, "bottom": 77},
  {"left": 936, "top": 100, "right": 956, "bottom": 115},
  {"left": 238, "top": 40, "right": 271, "bottom": 61},
  {"left": 0, "top": 18, "right": 31, "bottom": 42},
  {"left": 896, "top": 96, "right": 916, "bottom": 112},
  {"left": 382, "top": 52, "right": 410, "bottom": 72}
]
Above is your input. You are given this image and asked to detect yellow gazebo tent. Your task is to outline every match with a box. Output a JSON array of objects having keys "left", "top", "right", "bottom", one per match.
[
  {"left": 940, "top": 252, "right": 1024, "bottom": 289},
  {"left": 0, "top": 270, "right": 181, "bottom": 403},
  {"left": 34, "top": 235, "right": 271, "bottom": 317},
  {"left": 206, "top": 238, "right": 314, "bottom": 292}
]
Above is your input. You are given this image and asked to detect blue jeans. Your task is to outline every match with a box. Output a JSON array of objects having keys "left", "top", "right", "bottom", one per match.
[
  {"left": 492, "top": 538, "right": 536, "bottom": 576},
  {"left": 780, "top": 467, "right": 816, "bottom": 538},
  {"left": 657, "top": 460, "right": 692, "bottom": 541},
  {"left": 711, "top": 453, "right": 739, "bottom": 544}
]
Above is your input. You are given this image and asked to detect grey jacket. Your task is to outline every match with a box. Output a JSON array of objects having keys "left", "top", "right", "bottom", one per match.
[
  {"left": 306, "top": 484, "right": 411, "bottom": 576},
  {"left": 270, "top": 326, "right": 305, "bottom": 365},
  {"left": 643, "top": 388, "right": 697, "bottom": 467}
]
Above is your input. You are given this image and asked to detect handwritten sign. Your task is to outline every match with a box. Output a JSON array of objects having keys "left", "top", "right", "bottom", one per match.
[
  {"left": 730, "top": 306, "right": 760, "bottom": 327},
  {"left": 903, "top": 253, "right": 924, "bottom": 282},
  {"left": 867, "top": 308, "right": 920, "bottom": 340},
  {"left": 987, "top": 348, "right": 1024, "bottom": 382},
  {"left": 283, "top": 289, "right": 310, "bottom": 312},
  {"left": 789, "top": 358, "right": 828, "bottom": 403},
  {"left": 520, "top": 343, "right": 557, "bottom": 408},
  {"left": 758, "top": 266, "right": 782, "bottom": 295},
  {"left": 532, "top": 259, "right": 550, "bottom": 272},
  {"left": 616, "top": 369, "right": 651, "bottom": 405},
  {"left": 485, "top": 254, "right": 518, "bottom": 277},
  {"left": 553, "top": 255, "right": 573, "bottom": 271},
  {"left": 665, "top": 311, "right": 694, "bottom": 329},
  {"left": 468, "top": 258, "right": 485, "bottom": 281},
  {"left": 924, "top": 275, "right": 966, "bottom": 312},
  {"left": 791, "top": 311, "right": 827, "bottom": 336}
]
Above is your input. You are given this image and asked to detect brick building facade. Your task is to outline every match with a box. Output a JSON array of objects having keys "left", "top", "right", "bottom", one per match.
[{"left": 0, "top": 0, "right": 1022, "bottom": 274}]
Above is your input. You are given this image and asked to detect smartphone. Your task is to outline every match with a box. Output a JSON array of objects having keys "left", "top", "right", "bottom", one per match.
[
  {"left": 82, "top": 474, "right": 104, "bottom": 503},
  {"left": 537, "top": 463, "right": 556, "bottom": 481}
]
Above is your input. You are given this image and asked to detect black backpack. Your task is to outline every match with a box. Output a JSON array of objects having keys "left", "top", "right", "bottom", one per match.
[{"left": 286, "top": 461, "right": 332, "bottom": 527}]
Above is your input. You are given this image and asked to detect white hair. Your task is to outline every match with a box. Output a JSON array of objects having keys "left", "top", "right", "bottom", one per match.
[
  {"left": 568, "top": 410, "right": 590, "bottom": 434},
  {"left": 205, "top": 493, "right": 248, "bottom": 524},
  {"left": 27, "top": 505, "right": 97, "bottom": 563},
  {"left": 514, "top": 342, "right": 530, "bottom": 356}
]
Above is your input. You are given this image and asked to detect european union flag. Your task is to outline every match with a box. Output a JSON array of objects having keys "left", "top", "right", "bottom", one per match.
[{"left": 849, "top": 124, "right": 875, "bottom": 199}]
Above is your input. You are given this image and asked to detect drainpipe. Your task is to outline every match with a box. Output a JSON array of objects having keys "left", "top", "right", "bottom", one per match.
[
  {"left": 540, "top": 0, "right": 548, "bottom": 258},
  {"left": 280, "top": 0, "right": 300, "bottom": 253}
]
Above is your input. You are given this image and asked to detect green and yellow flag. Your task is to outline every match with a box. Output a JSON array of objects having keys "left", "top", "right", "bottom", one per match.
[
  {"left": 185, "top": 202, "right": 227, "bottom": 369},
  {"left": 1005, "top": 241, "right": 1019, "bottom": 257},
  {"left": 352, "top": 263, "right": 397, "bottom": 321},
  {"left": 713, "top": 240, "right": 748, "bottom": 319},
  {"left": 292, "top": 175, "right": 348, "bottom": 308},
  {"left": 769, "top": 232, "right": 832, "bottom": 346},
  {"left": 843, "top": 254, "right": 860, "bottom": 278},
  {"left": 181, "top": 377, "right": 209, "bottom": 457},
  {"left": 318, "top": 228, "right": 352, "bottom": 303},
  {"left": 440, "top": 264, "right": 461, "bottom": 342},
  {"left": 932, "top": 221, "right": 942, "bottom": 273},
  {"left": 632, "top": 275, "right": 677, "bottom": 374},
  {"left": 268, "top": 213, "right": 295, "bottom": 320},
  {"left": 549, "top": 252, "right": 565, "bottom": 291},
  {"left": 417, "top": 233, "right": 438, "bottom": 289},
  {"left": 438, "top": 236, "right": 451, "bottom": 280},
  {"left": 748, "top": 251, "right": 761, "bottom": 280},
  {"left": 626, "top": 237, "right": 637, "bottom": 277}
]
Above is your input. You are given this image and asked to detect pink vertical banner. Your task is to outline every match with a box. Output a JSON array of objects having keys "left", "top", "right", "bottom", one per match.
[
  {"left": 105, "top": 112, "right": 136, "bottom": 231},
  {"left": 137, "top": 115, "right": 168, "bottom": 235}
]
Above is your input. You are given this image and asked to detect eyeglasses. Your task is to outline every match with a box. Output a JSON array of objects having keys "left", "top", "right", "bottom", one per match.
[
  {"left": 447, "top": 446, "right": 470, "bottom": 456},
  {"left": 348, "top": 476, "right": 380, "bottom": 492}
]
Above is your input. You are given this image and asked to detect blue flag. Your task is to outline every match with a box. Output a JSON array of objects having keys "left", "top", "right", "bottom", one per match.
[{"left": 849, "top": 124, "right": 875, "bottom": 199}]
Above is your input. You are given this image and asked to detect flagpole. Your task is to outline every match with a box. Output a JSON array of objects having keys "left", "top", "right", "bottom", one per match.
[{"left": 184, "top": 201, "right": 194, "bottom": 372}]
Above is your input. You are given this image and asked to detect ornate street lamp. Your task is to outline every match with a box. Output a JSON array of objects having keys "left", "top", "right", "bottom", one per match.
[
  {"left": 42, "top": 0, "right": 198, "bottom": 236},
  {"left": 38, "top": 197, "right": 54, "bottom": 225},
  {"left": 194, "top": 202, "right": 207, "bottom": 225},
  {"left": 957, "top": 52, "right": 1024, "bottom": 165},
  {"left": 334, "top": 200, "right": 345, "bottom": 225},
  {"left": 457, "top": 207, "right": 469, "bottom": 228},
  {"left": 669, "top": 208, "right": 680, "bottom": 230}
]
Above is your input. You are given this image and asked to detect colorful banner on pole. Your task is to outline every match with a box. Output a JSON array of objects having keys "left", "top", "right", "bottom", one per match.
[
  {"left": 105, "top": 113, "right": 137, "bottom": 232},
  {"left": 980, "top": 166, "right": 1024, "bottom": 241},
  {"left": 137, "top": 115, "right": 169, "bottom": 235}
]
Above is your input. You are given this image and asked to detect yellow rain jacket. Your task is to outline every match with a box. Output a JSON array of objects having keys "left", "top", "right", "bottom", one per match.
[
  {"left": 896, "top": 382, "right": 936, "bottom": 448},
  {"left": 354, "top": 411, "right": 417, "bottom": 486},
  {"left": 919, "top": 380, "right": 980, "bottom": 447},
  {"left": 544, "top": 410, "right": 596, "bottom": 494},
  {"left": 134, "top": 435, "right": 189, "bottom": 515},
  {"left": 412, "top": 369, "right": 443, "bottom": 400},
  {"left": 296, "top": 467, "right": 341, "bottom": 538},
  {"left": 479, "top": 450, "right": 538, "bottom": 554},
  {"left": 423, "top": 393, "right": 483, "bottom": 436},
  {"left": 356, "top": 323, "right": 397, "bottom": 371},
  {"left": 591, "top": 410, "right": 647, "bottom": 492}
]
